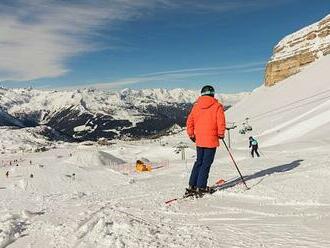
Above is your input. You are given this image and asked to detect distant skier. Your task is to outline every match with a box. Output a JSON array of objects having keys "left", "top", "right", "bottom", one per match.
[
  {"left": 186, "top": 85, "right": 226, "bottom": 196},
  {"left": 249, "top": 136, "right": 260, "bottom": 158}
]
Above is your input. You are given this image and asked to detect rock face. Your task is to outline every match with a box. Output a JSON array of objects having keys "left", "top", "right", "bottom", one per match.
[{"left": 265, "top": 14, "right": 330, "bottom": 86}]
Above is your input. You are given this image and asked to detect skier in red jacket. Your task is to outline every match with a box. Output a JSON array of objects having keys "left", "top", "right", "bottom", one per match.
[{"left": 186, "top": 85, "right": 226, "bottom": 196}]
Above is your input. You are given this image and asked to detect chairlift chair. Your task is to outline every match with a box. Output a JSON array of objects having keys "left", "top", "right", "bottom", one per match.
[{"left": 245, "top": 125, "right": 253, "bottom": 131}]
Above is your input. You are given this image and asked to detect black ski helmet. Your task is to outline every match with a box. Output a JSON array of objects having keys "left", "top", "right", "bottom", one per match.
[{"left": 201, "top": 85, "right": 215, "bottom": 97}]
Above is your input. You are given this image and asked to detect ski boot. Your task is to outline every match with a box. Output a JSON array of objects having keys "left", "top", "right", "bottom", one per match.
[
  {"left": 196, "top": 186, "right": 216, "bottom": 198},
  {"left": 184, "top": 186, "right": 197, "bottom": 198}
]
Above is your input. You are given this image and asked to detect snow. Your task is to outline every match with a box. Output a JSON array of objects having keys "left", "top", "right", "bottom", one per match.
[
  {"left": 74, "top": 125, "right": 92, "bottom": 132},
  {"left": 0, "top": 88, "right": 247, "bottom": 127},
  {"left": 226, "top": 55, "right": 330, "bottom": 148},
  {"left": 0, "top": 127, "right": 54, "bottom": 154},
  {"left": 1, "top": 58, "right": 330, "bottom": 246},
  {"left": 1, "top": 134, "right": 330, "bottom": 247},
  {"left": 271, "top": 14, "right": 330, "bottom": 61}
]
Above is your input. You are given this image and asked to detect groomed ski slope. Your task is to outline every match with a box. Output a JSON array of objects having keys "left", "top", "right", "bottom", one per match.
[
  {"left": 0, "top": 56, "right": 330, "bottom": 247},
  {"left": 226, "top": 55, "right": 330, "bottom": 148},
  {"left": 1, "top": 138, "right": 330, "bottom": 247}
]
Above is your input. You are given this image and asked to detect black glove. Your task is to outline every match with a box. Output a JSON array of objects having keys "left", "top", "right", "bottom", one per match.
[
  {"left": 219, "top": 136, "right": 225, "bottom": 140},
  {"left": 190, "top": 136, "right": 196, "bottom": 143}
]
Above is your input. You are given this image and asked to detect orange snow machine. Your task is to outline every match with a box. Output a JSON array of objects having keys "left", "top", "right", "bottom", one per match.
[{"left": 135, "top": 160, "right": 152, "bottom": 172}]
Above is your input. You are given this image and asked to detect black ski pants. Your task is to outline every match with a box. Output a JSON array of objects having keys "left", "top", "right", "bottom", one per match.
[{"left": 251, "top": 145, "right": 260, "bottom": 158}]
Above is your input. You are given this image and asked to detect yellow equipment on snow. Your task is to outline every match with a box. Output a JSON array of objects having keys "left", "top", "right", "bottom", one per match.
[{"left": 135, "top": 160, "right": 152, "bottom": 172}]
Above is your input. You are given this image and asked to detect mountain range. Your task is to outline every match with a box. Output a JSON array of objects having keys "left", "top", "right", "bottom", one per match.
[{"left": 0, "top": 87, "right": 247, "bottom": 142}]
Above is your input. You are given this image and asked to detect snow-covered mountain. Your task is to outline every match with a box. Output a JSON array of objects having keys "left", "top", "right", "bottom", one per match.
[
  {"left": 0, "top": 126, "right": 59, "bottom": 154},
  {"left": 0, "top": 109, "right": 25, "bottom": 127},
  {"left": 0, "top": 87, "right": 247, "bottom": 142},
  {"left": 265, "top": 14, "right": 330, "bottom": 86},
  {"left": 227, "top": 50, "right": 330, "bottom": 148},
  {"left": 2, "top": 14, "right": 330, "bottom": 248},
  {"left": 230, "top": 13, "right": 330, "bottom": 148}
]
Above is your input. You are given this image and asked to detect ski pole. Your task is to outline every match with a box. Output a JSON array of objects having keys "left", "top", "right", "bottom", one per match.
[
  {"left": 259, "top": 149, "right": 276, "bottom": 164},
  {"left": 221, "top": 139, "right": 250, "bottom": 190}
]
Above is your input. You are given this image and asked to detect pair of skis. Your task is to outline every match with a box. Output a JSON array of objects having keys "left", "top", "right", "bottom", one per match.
[
  {"left": 165, "top": 139, "right": 249, "bottom": 205},
  {"left": 165, "top": 185, "right": 217, "bottom": 205},
  {"left": 165, "top": 177, "right": 243, "bottom": 205}
]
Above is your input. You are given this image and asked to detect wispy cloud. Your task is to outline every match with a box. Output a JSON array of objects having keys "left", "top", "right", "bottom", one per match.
[
  {"left": 0, "top": 0, "right": 155, "bottom": 81},
  {"left": 87, "top": 61, "right": 265, "bottom": 89},
  {"left": 142, "top": 62, "right": 265, "bottom": 76},
  {"left": 0, "top": 0, "right": 278, "bottom": 82},
  {"left": 157, "top": 0, "right": 291, "bottom": 13}
]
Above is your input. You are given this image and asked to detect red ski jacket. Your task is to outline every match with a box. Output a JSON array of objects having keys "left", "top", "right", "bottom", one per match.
[{"left": 186, "top": 96, "right": 226, "bottom": 148}]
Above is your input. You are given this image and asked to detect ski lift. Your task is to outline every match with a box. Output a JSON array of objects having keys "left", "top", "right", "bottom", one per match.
[
  {"left": 226, "top": 122, "right": 237, "bottom": 148},
  {"left": 243, "top": 118, "right": 253, "bottom": 132},
  {"left": 245, "top": 125, "right": 253, "bottom": 132},
  {"left": 226, "top": 122, "right": 237, "bottom": 130},
  {"left": 239, "top": 128, "right": 246, "bottom": 134},
  {"left": 176, "top": 142, "right": 189, "bottom": 160}
]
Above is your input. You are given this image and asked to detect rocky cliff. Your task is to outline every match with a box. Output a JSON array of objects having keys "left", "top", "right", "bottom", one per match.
[{"left": 265, "top": 14, "right": 330, "bottom": 86}]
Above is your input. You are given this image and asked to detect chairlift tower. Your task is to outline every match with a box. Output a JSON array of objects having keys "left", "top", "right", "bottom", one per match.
[
  {"left": 177, "top": 142, "right": 189, "bottom": 160},
  {"left": 226, "top": 122, "right": 237, "bottom": 148}
]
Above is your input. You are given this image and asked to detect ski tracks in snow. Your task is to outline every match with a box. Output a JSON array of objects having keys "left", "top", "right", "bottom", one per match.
[
  {"left": 0, "top": 192, "right": 217, "bottom": 248},
  {"left": 72, "top": 203, "right": 216, "bottom": 248},
  {"left": 0, "top": 213, "right": 29, "bottom": 248}
]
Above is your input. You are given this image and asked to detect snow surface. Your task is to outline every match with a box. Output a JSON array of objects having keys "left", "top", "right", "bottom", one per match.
[
  {"left": 1, "top": 133, "right": 330, "bottom": 247},
  {"left": 271, "top": 14, "right": 330, "bottom": 61},
  {"left": 0, "top": 127, "right": 55, "bottom": 154},
  {"left": 226, "top": 55, "right": 330, "bottom": 148},
  {"left": 1, "top": 57, "right": 330, "bottom": 247}
]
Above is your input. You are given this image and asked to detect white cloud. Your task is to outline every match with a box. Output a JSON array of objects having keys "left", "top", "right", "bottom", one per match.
[
  {"left": 87, "top": 61, "right": 265, "bottom": 89},
  {"left": 156, "top": 0, "right": 291, "bottom": 13},
  {"left": 142, "top": 62, "right": 265, "bottom": 76},
  {"left": 0, "top": 0, "right": 281, "bottom": 82},
  {"left": 0, "top": 0, "right": 154, "bottom": 81}
]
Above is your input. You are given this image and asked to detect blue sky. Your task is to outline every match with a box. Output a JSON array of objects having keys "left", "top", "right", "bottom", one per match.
[{"left": 0, "top": 0, "right": 329, "bottom": 93}]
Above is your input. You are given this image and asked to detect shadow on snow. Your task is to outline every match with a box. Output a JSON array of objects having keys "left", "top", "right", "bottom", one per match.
[{"left": 215, "top": 159, "right": 303, "bottom": 191}]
